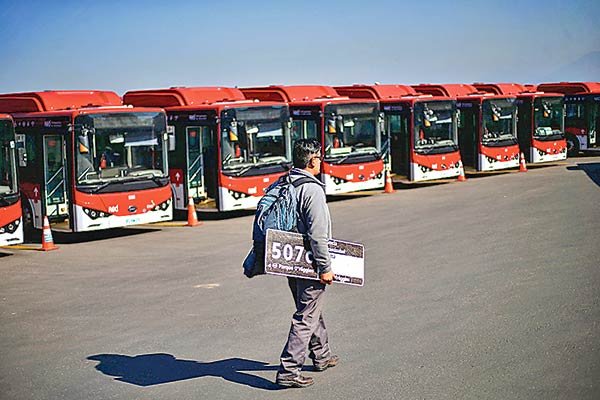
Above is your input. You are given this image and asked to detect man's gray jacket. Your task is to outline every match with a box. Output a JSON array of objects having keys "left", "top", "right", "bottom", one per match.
[{"left": 289, "top": 168, "right": 332, "bottom": 275}]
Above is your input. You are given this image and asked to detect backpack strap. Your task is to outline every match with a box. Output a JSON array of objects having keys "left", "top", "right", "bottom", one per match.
[{"left": 291, "top": 176, "right": 316, "bottom": 188}]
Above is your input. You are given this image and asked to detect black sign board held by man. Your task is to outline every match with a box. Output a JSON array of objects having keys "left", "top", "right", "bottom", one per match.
[{"left": 265, "top": 229, "right": 364, "bottom": 286}]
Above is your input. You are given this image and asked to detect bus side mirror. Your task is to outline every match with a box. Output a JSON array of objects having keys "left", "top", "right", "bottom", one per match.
[
  {"left": 78, "top": 135, "right": 90, "bottom": 154},
  {"left": 228, "top": 121, "right": 239, "bottom": 142},
  {"left": 15, "top": 134, "right": 27, "bottom": 166},
  {"left": 166, "top": 125, "right": 176, "bottom": 152},
  {"left": 327, "top": 119, "right": 337, "bottom": 134}
]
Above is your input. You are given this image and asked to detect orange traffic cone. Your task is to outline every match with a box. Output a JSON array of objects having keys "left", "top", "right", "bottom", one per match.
[
  {"left": 185, "top": 196, "right": 201, "bottom": 227},
  {"left": 383, "top": 169, "right": 395, "bottom": 193},
  {"left": 457, "top": 160, "right": 467, "bottom": 182},
  {"left": 39, "top": 216, "right": 59, "bottom": 251},
  {"left": 519, "top": 152, "right": 528, "bottom": 172}
]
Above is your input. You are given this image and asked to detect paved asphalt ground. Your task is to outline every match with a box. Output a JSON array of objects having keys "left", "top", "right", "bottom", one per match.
[{"left": 1, "top": 156, "right": 599, "bottom": 400}]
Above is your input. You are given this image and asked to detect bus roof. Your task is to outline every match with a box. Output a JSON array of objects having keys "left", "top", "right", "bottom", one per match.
[
  {"left": 536, "top": 82, "right": 600, "bottom": 95},
  {"left": 334, "top": 84, "right": 451, "bottom": 103},
  {"left": 123, "top": 87, "right": 252, "bottom": 108},
  {"left": 412, "top": 84, "right": 516, "bottom": 101},
  {"left": 240, "top": 85, "right": 348, "bottom": 103},
  {"left": 334, "top": 84, "right": 417, "bottom": 99},
  {"left": 472, "top": 83, "right": 527, "bottom": 95},
  {"left": 411, "top": 84, "right": 478, "bottom": 97},
  {"left": 472, "top": 83, "right": 564, "bottom": 99},
  {"left": 0, "top": 90, "right": 122, "bottom": 113}
]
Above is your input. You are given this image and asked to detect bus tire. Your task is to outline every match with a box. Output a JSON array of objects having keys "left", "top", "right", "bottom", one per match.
[{"left": 566, "top": 134, "right": 580, "bottom": 157}]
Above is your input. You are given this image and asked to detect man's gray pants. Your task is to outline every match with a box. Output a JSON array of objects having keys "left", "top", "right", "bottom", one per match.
[{"left": 278, "top": 277, "right": 331, "bottom": 378}]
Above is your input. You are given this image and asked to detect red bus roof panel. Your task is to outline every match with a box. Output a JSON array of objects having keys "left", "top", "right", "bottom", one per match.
[
  {"left": 411, "top": 84, "right": 479, "bottom": 97},
  {"left": 241, "top": 85, "right": 342, "bottom": 102},
  {"left": 536, "top": 82, "right": 600, "bottom": 95},
  {"left": 334, "top": 84, "right": 418, "bottom": 99},
  {"left": 472, "top": 83, "right": 527, "bottom": 95},
  {"left": 0, "top": 91, "right": 122, "bottom": 113},
  {"left": 124, "top": 87, "right": 247, "bottom": 107}
]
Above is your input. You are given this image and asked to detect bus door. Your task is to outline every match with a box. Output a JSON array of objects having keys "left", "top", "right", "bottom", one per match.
[
  {"left": 516, "top": 100, "right": 532, "bottom": 158},
  {"left": 458, "top": 105, "right": 478, "bottom": 169},
  {"left": 43, "top": 135, "right": 68, "bottom": 220},
  {"left": 388, "top": 112, "right": 410, "bottom": 176},
  {"left": 186, "top": 126, "right": 208, "bottom": 201}
]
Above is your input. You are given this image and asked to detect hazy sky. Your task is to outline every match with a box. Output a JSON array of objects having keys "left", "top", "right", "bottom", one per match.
[{"left": 0, "top": 0, "right": 598, "bottom": 94}]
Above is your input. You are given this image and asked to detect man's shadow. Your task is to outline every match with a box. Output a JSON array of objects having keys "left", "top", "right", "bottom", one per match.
[
  {"left": 87, "top": 353, "right": 281, "bottom": 390},
  {"left": 567, "top": 162, "right": 600, "bottom": 187}
]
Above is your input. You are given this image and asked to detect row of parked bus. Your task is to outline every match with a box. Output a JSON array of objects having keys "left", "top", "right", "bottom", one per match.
[{"left": 0, "top": 81, "right": 599, "bottom": 247}]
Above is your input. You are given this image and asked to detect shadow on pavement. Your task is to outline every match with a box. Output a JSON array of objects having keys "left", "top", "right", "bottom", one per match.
[
  {"left": 87, "top": 353, "right": 281, "bottom": 390},
  {"left": 566, "top": 162, "right": 600, "bottom": 187},
  {"left": 24, "top": 227, "right": 161, "bottom": 245}
]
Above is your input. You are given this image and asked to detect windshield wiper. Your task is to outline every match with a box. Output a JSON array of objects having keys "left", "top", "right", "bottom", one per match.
[
  {"left": 233, "top": 165, "right": 255, "bottom": 177},
  {"left": 89, "top": 181, "right": 112, "bottom": 193}
]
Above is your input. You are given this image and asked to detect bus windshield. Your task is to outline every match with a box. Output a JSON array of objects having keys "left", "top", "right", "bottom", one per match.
[
  {"left": 533, "top": 97, "right": 564, "bottom": 141},
  {"left": 482, "top": 99, "right": 518, "bottom": 147},
  {"left": 75, "top": 112, "right": 167, "bottom": 185},
  {"left": 414, "top": 101, "right": 458, "bottom": 154},
  {"left": 0, "top": 120, "right": 17, "bottom": 196},
  {"left": 221, "top": 106, "right": 291, "bottom": 175},
  {"left": 324, "top": 103, "right": 379, "bottom": 161}
]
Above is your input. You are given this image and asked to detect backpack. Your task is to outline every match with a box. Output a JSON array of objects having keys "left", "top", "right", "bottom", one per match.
[{"left": 243, "top": 173, "right": 314, "bottom": 278}]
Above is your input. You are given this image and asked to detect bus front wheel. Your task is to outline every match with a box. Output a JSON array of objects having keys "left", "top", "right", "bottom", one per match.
[{"left": 566, "top": 134, "right": 580, "bottom": 157}]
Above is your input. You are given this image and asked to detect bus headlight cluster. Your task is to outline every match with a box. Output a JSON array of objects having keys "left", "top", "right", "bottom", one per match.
[
  {"left": 332, "top": 176, "right": 347, "bottom": 185},
  {"left": 153, "top": 199, "right": 171, "bottom": 211},
  {"left": 83, "top": 207, "right": 111, "bottom": 220},
  {"left": 486, "top": 156, "right": 496, "bottom": 163},
  {"left": 228, "top": 190, "right": 251, "bottom": 200},
  {"left": 0, "top": 219, "right": 20, "bottom": 234},
  {"left": 420, "top": 165, "right": 433, "bottom": 173}
]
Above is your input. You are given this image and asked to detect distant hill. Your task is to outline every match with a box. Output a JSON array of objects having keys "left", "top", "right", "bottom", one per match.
[{"left": 542, "top": 51, "right": 600, "bottom": 82}]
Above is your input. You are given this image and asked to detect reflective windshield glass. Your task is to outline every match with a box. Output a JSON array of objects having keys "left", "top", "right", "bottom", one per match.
[
  {"left": 482, "top": 98, "right": 518, "bottom": 147},
  {"left": 75, "top": 112, "right": 167, "bottom": 184},
  {"left": 533, "top": 97, "right": 564, "bottom": 140},
  {"left": 0, "top": 120, "right": 17, "bottom": 195},
  {"left": 324, "top": 103, "right": 379, "bottom": 158},
  {"left": 221, "top": 106, "right": 290, "bottom": 171},
  {"left": 414, "top": 101, "right": 458, "bottom": 152},
  {"left": 588, "top": 100, "right": 599, "bottom": 144}
]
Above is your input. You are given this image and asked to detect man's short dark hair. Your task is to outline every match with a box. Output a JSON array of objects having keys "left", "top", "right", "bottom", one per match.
[{"left": 293, "top": 139, "right": 322, "bottom": 168}]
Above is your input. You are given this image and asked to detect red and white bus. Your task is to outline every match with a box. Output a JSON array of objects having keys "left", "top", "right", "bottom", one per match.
[
  {"left": 536, "top": 82, "right": 600, "bottom": 156},
  {"left": 124, "top": 87, "right": 292, "bottom": 212},
  {"left": 413, "top": 84, "right": 520, "bottom": 172},
  {"left": 240, "top": 86, "right": 385, "bottom": 194},
  {"left": 335, "top": 84, "right": 462, "bottom": 182},
  {"left": 0, "top": 114, "right": 23, "bottom": 245},
  {"left": 0, "top": 91, "right": 173, "bottom": 232},
  {"left": 473, "top": 83, "right": 567, "bottom": 164}
]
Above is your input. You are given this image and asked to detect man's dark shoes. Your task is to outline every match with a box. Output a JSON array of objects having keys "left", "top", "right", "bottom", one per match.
[
  {"left": 314, "top": 355, "right": 340, "bottom": 372},
  {"left": 276, "top": 374, "right": 314, "bottom": 388}
]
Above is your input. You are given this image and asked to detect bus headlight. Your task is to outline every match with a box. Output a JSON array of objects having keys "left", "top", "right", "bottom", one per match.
[
  {"left": 83, "top": 207, "right": 111, "bottom": 220},
  {"left": 0, "top": 219, "right": 20, "bottom": 234},
  {"left": 228, "top": 190, "right": 251, "bottom": 200},
  {"left": 154, "top": 199, "right": 171, "bottom": 211}
]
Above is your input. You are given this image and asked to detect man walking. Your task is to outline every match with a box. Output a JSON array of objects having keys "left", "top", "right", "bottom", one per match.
[{"left": 276, "top": 139, "right": 339, "bottom": 388}]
